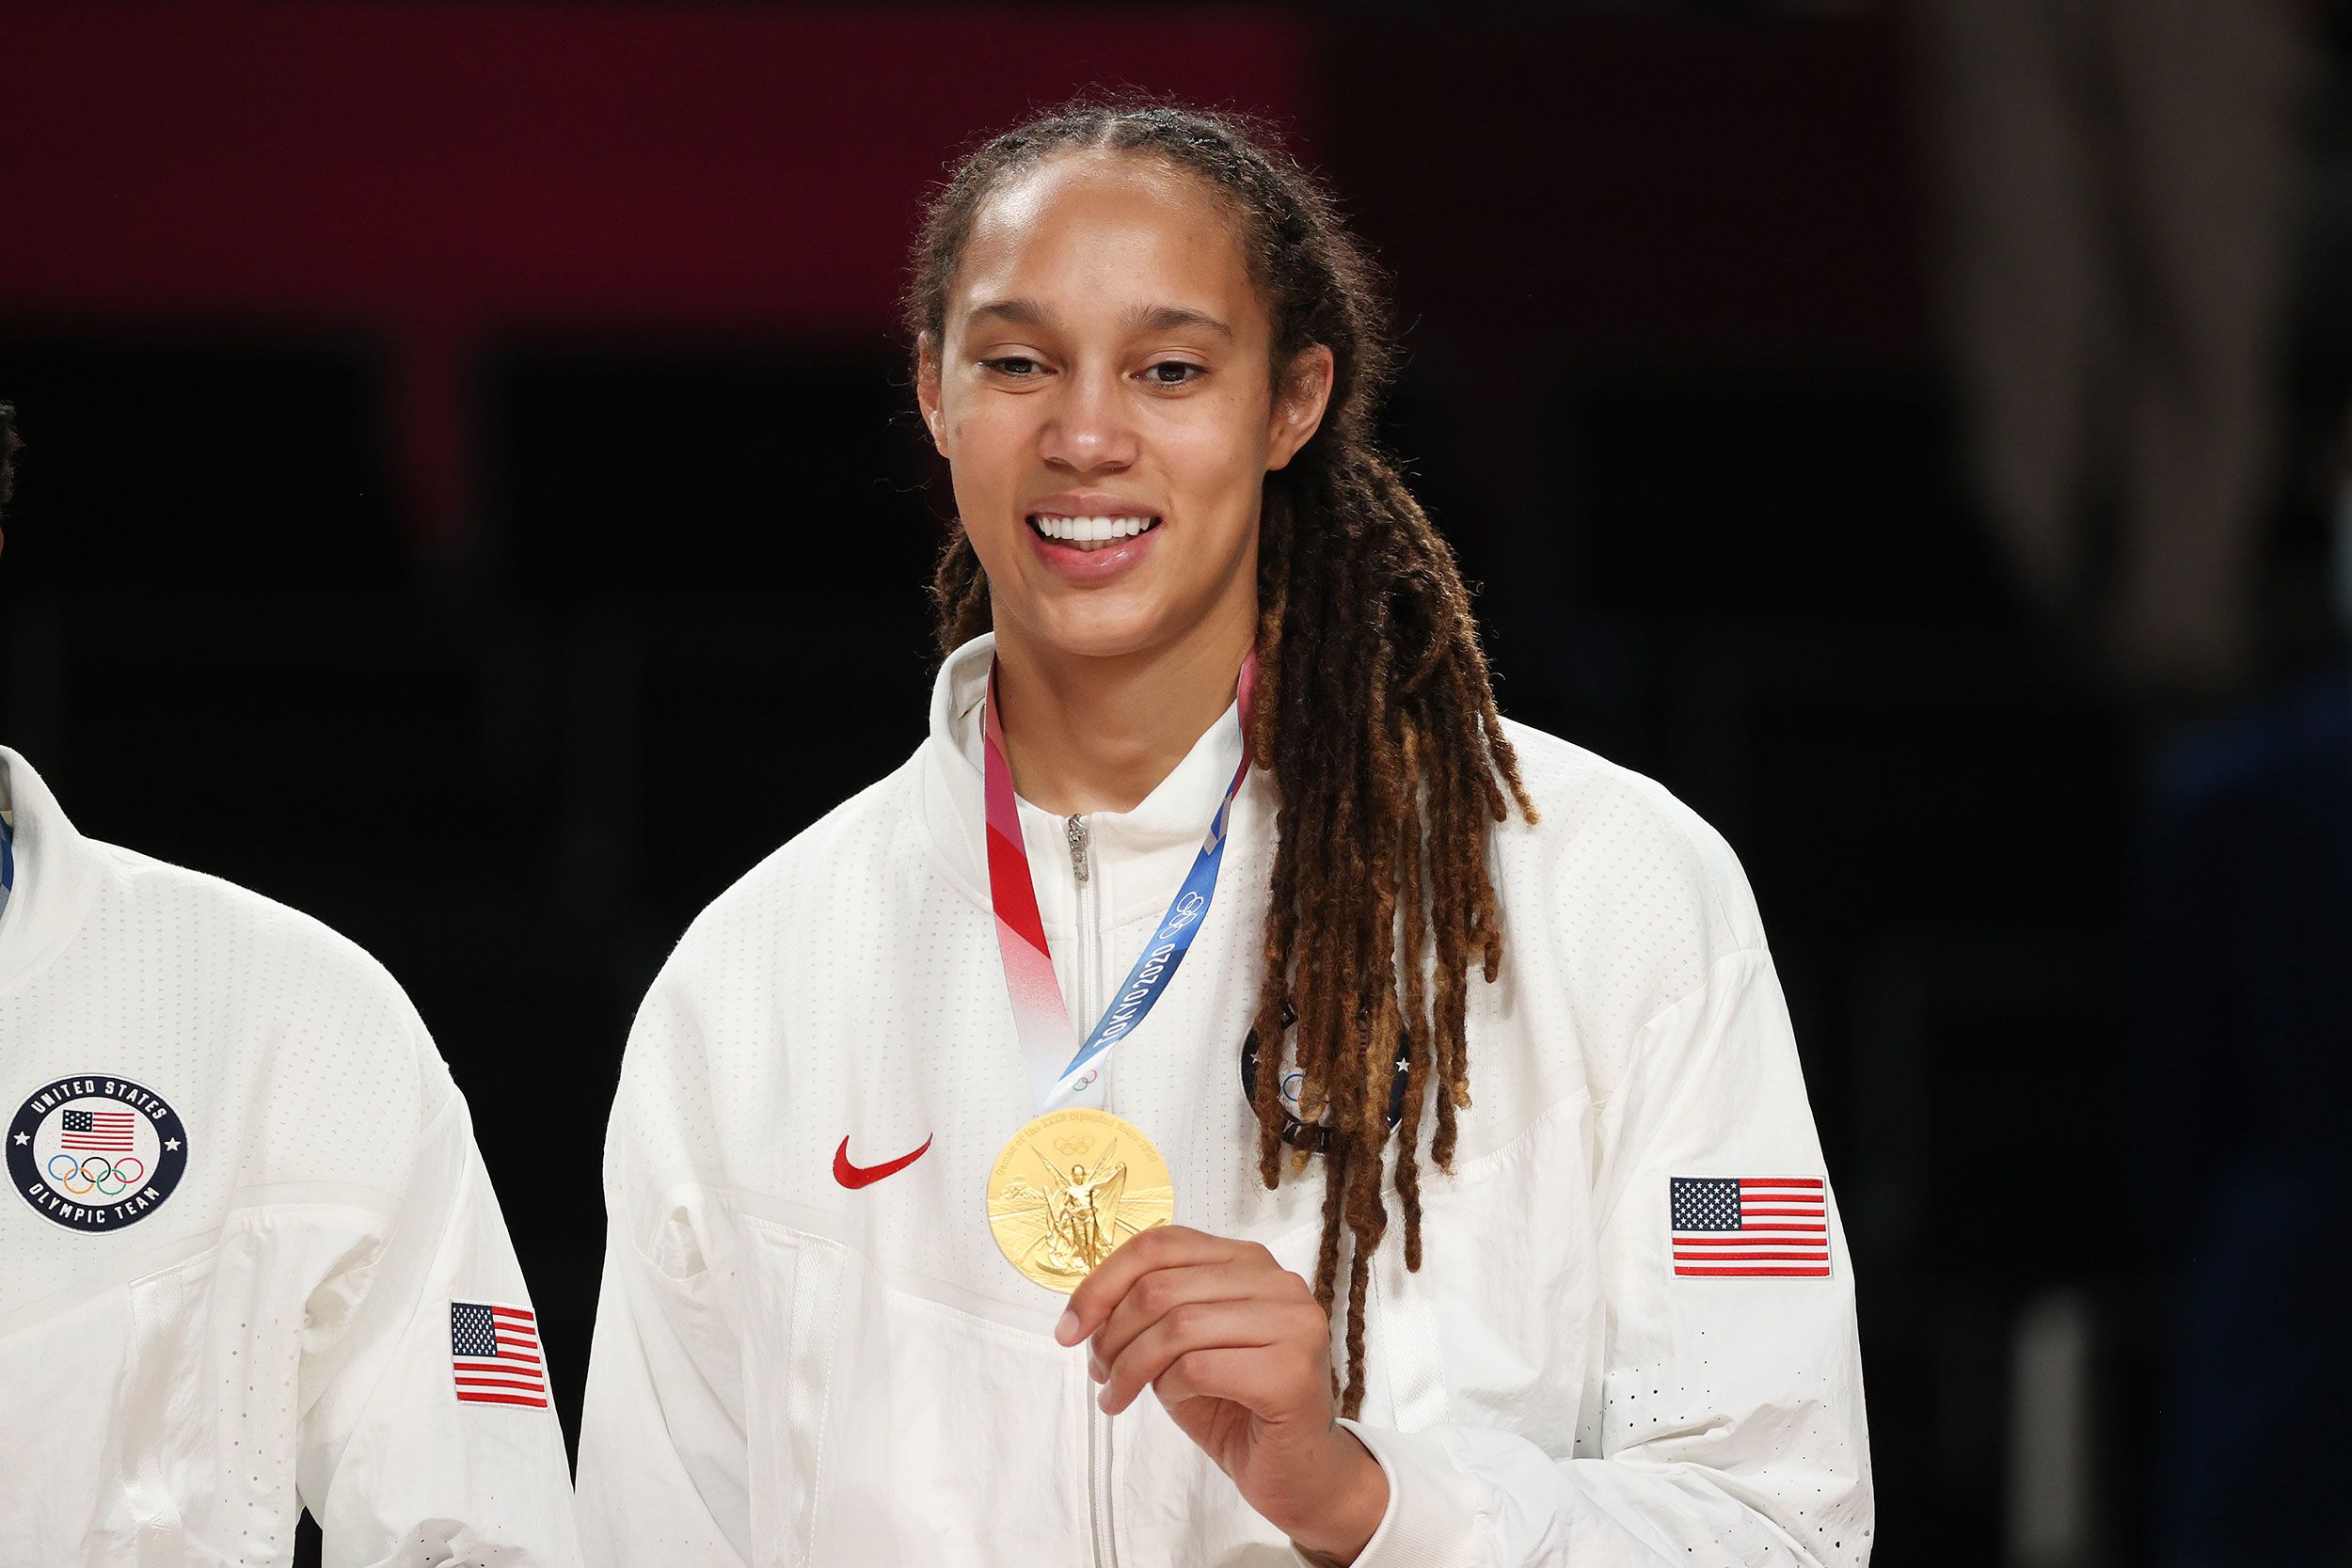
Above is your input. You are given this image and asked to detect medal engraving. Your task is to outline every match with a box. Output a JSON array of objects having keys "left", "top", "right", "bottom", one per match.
[{"left": 987, "top": 1108, "right": 1173, "bottom": 1292}]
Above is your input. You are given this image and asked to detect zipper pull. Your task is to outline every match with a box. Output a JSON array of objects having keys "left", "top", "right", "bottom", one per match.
[{"left": 1066, "top": 815, "right": 1090, "bottom": 886}]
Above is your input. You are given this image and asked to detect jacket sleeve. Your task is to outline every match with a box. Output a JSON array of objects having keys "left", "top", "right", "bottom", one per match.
[
  {"left": 574, "top": 958, "right": 753, "bottom": 1567},
  {"left": 1322, "top": 941, "right": 1873, "bottom": 1566},
  {"left": 294, "top": 1050, "right": 583, "bottom": 1567}
]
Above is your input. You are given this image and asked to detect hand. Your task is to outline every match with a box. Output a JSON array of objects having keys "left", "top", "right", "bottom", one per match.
[{"left": 1056, "top": 1226, "right": 1389, "bottom": 1563}]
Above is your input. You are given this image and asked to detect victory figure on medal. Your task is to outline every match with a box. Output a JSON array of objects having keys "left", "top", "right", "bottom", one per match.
[{"left": 989, "top": 1121, "right": 1174, "bottom": 1290}]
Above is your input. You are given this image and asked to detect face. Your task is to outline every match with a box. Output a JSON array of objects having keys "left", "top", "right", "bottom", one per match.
[{"left": 917, "top": 150, "right": 1332, "bottom": 663}]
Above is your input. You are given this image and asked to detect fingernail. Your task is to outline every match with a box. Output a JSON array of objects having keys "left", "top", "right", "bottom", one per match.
[
  {"left": 1087, "top": 1354, "right": 1105, "bottom": 1383},
  {"left": 1095, "top": 1386, "right": 1112, "bottom": 1412},
  {"left": 1054, "top": 1307, "right": 1080, "bottom": 1345}
]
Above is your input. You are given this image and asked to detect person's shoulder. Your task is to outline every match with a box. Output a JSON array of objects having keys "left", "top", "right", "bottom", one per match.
[
  {"left": 86, "top": 839, "right": 453, "bottom": 1176},
  {"left": 96, "top": 839, "right": 435, "bottom": 1044},
  {"left": 1490, "top": 714, "right": 1768, "bottom": 1011},
  {"left": 660, "top": 746, "right": 925, "bottom": 981},
  {"left": 604, "top": 748, "right": 926, "bottom": 1185}
]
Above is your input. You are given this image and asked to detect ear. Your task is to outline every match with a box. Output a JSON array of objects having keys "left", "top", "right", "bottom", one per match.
[
  {"left": 1265, "top": 344, "right": 1336, "bottom": 473},
  {"left": 915, "top": 331, "right": 948, "bottom": 456}
]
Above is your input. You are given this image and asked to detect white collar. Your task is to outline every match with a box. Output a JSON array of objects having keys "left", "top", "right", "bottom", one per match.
[
  {"left": 915, "top": 631, "right": 1263, "bottom": 931},
  {"left": 0, "top": 748, "right": 106, "bottom": 994}
]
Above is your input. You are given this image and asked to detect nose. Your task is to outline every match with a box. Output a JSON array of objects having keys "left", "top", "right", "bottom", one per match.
[{"left": 1038, "top": 360, "right": 1138, "bottom": 473}]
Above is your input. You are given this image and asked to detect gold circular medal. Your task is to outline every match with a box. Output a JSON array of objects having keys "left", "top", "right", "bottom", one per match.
[{"left": 986, "top": 1107, "right": 1175, "bottom": 1293}]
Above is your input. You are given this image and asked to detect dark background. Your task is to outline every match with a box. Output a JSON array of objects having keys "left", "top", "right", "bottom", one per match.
[{"left": 6, "top": 3, "right": 2350, "bottom": 1563}]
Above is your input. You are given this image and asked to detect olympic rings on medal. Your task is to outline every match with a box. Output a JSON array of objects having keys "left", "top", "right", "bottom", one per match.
[{"left": 42, "top": 1150, "right": 142, "bottom": 1196}]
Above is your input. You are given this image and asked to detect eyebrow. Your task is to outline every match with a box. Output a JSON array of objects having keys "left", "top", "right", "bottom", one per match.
[{"left": 963, "top": 296, "right": 1234, "bottom": 343}]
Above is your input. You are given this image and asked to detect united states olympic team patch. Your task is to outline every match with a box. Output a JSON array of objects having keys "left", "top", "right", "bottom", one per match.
[{"left": 8, "top": 1075, "right": 188, "bottom": 1231}]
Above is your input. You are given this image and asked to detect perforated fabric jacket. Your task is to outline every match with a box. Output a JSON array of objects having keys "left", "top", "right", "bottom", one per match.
[
  {"left": 0, "top": 748, "right": 581, "bottom": 1566},
  {"left": 576, "top": 631, "right": 1874, "bottom": 1566}
]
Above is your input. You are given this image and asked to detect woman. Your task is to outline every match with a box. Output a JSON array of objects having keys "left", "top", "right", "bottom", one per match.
[
  {"left": 0, "top": 402, "right": 580, "bottom": 1563},
  {"left": 576, "top": 97, "right": 1872, "bottom": 1566}
]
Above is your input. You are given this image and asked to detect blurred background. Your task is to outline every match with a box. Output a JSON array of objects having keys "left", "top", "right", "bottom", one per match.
[{"left": 6, "top": 1, "right": 2350, "bottom": 1562}]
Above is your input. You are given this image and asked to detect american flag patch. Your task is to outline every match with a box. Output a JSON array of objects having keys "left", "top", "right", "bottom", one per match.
[
  {"left": 61, "top": 1109, "right": 136, "bottom": 1151},
  {"left": 450, "top": 1301, "right": 547, "bottom": 1407},
  {"left": 1670, "top": 1176, "right": 1831, "bottom": 1277}
]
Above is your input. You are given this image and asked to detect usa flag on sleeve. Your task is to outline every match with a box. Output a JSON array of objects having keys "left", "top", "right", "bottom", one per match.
[
  {"left": 450, "top": 1301, "right": 548, "bottom": 1407},
  {"left": 1670, "top": 1176, "right": 1831, "bottom": 1277}
]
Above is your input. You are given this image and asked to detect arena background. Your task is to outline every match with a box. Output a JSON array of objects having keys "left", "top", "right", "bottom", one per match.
[{"left": 6, "top": 3, "right": 2350, "bottom": 1563}]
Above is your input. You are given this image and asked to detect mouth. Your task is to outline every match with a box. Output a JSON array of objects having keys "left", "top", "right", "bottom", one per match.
[{"left": 1025, "top": 513, "right": 1164, "bottom": 552}]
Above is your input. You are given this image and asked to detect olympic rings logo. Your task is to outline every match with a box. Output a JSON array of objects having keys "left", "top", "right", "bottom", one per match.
[{"left": 45, "top": 1152, "right": 146, "bottom": 1197}]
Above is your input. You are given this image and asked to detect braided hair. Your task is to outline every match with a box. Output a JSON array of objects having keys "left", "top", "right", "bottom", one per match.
[{"left": 901, "top": 91, "right": 1537, "bottom": 1418}]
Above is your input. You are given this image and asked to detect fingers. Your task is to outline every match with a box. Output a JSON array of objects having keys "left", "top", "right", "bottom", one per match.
[
  {"left": 1094, "top": 1300, "right": 1290, "bottom": 1416},
  {"left": 1057, "top": 1226, "right": 1269, "bottom": 1344},
  {"left": 1057, "top": 1227, "right": 1328, "bottom": 1428},
  {"left": 1149, "top": 1345, "right": 1305, "bottom": 1417},
  {"left": 1087, "top": 1262, "right": 1263, "bottom": 1379}
]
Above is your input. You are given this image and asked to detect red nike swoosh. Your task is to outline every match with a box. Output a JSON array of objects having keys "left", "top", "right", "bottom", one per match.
[{"left": 833, "top": 1133, "right": 934, "bottom": 1189}]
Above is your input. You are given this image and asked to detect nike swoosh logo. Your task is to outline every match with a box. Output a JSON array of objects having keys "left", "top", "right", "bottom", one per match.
[{"left": 833, "top": 1133, "right": 934, "bottom": 1189}]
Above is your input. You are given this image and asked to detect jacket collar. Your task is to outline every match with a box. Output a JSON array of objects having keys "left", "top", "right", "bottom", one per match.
[
  {"left": 0, "top": 748, "right": 106, "bottom": 993},
  {"left": 916, "top": 631, "right": 1267, "bottom": 932}
]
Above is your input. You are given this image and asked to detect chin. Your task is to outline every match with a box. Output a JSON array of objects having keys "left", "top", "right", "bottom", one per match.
[{"left": 1018, "top": 597, "right": 1177, "bottom": 663}]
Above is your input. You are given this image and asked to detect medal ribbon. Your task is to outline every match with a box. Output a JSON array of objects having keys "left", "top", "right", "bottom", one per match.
[{"left": 982, "top": 649, "right": 1257, "bottom": 1110}]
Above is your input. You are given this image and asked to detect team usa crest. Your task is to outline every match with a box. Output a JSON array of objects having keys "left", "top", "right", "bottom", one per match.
[
  {"left": 1239, "top": 997, "right": 1409, "bottom": 1155},
  {"left": 8, "top": 1075, "right": 188, "bottom": 1232}
]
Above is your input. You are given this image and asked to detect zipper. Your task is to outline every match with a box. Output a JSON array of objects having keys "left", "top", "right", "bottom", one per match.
[
  {"left": 1088, "top": 1391, "right": 1117, "bottom": 1568},
  {"left": 1068, "top": 813, "right": 1119, "bottom": 1568},
  {"left": 1067, "top": 817, "right": 1099, "bottom": 1027}
]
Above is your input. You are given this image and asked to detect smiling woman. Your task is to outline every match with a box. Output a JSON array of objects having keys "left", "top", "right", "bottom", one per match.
[
  {"left": 578, "top": 91, "right": 1872, "bottom": 1568},
  {"left": 904, "top": 104, "right": 1533, "bottom": 1421}
]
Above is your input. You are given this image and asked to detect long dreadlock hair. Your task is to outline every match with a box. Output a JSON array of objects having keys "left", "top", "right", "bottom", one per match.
[{"left": 900, "top": 93, "right": 1537, "bottom": 1418}]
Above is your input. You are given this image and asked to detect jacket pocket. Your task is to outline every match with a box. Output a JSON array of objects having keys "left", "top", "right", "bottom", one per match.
[
  {"left": 736, "top": 1212, "right": 1083, "bottom": 1567},
  {"left": 0, "top": 1282, "right": 139, "bottom": 1561},
  {"left": 1412, "top": 1088, "right": 1600, "bottom": 1447},
  {"left": 120, "top": 1245, "right": 232, "bottom": 1556},
  {"left": 0, "top": 1247, "right": 223, "bottom": 1564}
]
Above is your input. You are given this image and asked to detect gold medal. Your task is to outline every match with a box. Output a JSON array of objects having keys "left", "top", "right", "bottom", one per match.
[{"left": 986, "top": 1107, "right": 1174, "bottom": 1293}]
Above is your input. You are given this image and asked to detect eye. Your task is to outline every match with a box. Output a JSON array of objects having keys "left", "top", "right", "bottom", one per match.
[
  {"left": 1143, "top": 361, "right": 1204, "bottom": 388},
  {"left": 979, "top": 356, "right": 1045, "bottom": 379}
]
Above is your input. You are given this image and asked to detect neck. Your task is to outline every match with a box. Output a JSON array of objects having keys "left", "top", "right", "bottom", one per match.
[{"left": 989, "top": 610, "right": 1256, "bottom": 816}]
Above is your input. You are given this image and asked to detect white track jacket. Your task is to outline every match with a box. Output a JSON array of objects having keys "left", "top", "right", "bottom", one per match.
[
  {"left": 578, "top": 632, "right": 1872, "bottom": 1566},
  {"left": 0, "top": 748, "right": 581, "bottom": 1566}
]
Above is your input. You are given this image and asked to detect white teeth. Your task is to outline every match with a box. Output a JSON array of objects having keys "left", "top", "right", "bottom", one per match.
[{"left": 1029, "top": 514, "right": 1159, "bottom": 549}]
